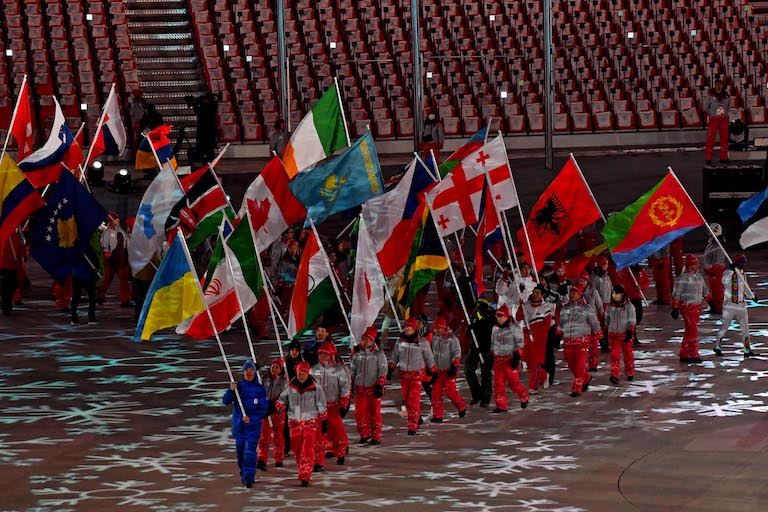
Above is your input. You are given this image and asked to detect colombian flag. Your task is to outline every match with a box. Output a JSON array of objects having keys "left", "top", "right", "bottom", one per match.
[
  {"left": 602, "top": 171, "right": 705, "bottom": 270},
  {"left": 134, "top": 236, "right": 204, "bottom": 341},
  {"left": 135, "top": 125, "right": 177, "bottom": 170},
  {"left": 0, "top": 155, "right": 44, "bottom": 253}
]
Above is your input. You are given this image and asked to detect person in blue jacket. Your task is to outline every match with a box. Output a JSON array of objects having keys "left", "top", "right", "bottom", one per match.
[{"left": 223, "top": 359, "right": 271, "bottom": 488}]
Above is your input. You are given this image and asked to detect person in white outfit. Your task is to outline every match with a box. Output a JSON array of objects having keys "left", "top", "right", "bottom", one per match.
[{"left": 715, "top": 254, "right": 756, "bottom": 357}]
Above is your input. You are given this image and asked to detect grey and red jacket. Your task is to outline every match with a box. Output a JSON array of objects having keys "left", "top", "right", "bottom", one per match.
[
  {"left": 431, "top": 331, "right": 462, "bottom": 370},
  {"left": 605, "top": 298, "right": 637, "bottom": 334},
  {"left": 350, "top": 343, "right": 387, "bottom": 388},
  {"left": 516, "top": 300, "right": 555, "bottom": 329},
  {"left": 389, "top": 332, "right": 436, "bottom": 374},
  {"left": 277, "top": 376, "right": 328, "bottom": 422},
  {"left": 704, "top": 89, "right": 731, "bottom": 118},
  {"left": 559, "top": 300, "right": 602, "bottom": 339},
  {"left": 672, "top": 271, "right": 711, "bottom": 307},
  {"left": 589, "top": 271, "right": 612, "bottom": 305},
  {"left": 703, "top": 240, "right": 728, "bottom": 271},
  {"left": 582, "top": 286, "right": 605, "bottom": 319},
  {"left": 310, "top": 361, "right": 350, "bottom": 408},
  {"left": 263, "top": 372, "right": 288, "bottom": 403},
  {"left": 491, "top": 319, "right": 524, "bottom": 357}
]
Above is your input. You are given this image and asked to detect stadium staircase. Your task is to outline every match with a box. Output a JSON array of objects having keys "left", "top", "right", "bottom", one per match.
[{"left": 125, "top": 0, "right": 205, "bottom": 151}]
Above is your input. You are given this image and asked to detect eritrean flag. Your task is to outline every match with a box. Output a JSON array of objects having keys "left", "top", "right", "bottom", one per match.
[
  {"left": 438, "top": 126, "right": 488, "bottom": 177},
  {"left": 602, "top": 171, "right": 705, "bottom": 269}
]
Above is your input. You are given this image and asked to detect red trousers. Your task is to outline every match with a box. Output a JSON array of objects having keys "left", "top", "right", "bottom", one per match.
[
  {"left": 289, "top": 419, "right": 318, "bottom": 482},
  {"left": 246, "top": 296, "right": 271, "bottom": 339},
  {"left": 354, "top": 386, "right": 383, "bottom": 441},
  {"left": 98, "top": 261, "right": 131, "bottom": 303},
  {"left": 257, "top": 408, "right": 285, "bottom": 464},
  {"left": 410, "top": 288, "right": 427, "bottom": 317},
  {"left": 314, "top": 402, "right": 348, "bottom": 465},
  {"left": 705, "top": 116, "right": 729, "bottom": 161},
  {"left": 399, "top": 370, "right": 424, "bottom": 431},
  {"left": 680, "top": 303, "right": 702, "bottom": 359},
  {"left": 522, "top": 328, "right": 549, "bottom": 391},
  {"left": 650, "top": 257, "right": 672, "bottom": 304},
  {"left": 670, "top": 239, "right": 684, "bottom": 277},
  {"left": 431, "top": 370, "right": 466, "bottom": 418},
  {"left": 492, "top": 356, "right": 529, "bottom": 409},
  {"left": 53, "top": 278, "right": 72, "bottom": 310},
  {"left": 608, "top": 333, "right": 634, "bottom": 379},
  {"left": 706, "top": 265, "right": 726, "bottom": 314},
  {"left": 587, "top": 334, "right": 600, "bottom": 370},
  {"left": 563, "top": 337, "right": 591, "bottom": 394}
]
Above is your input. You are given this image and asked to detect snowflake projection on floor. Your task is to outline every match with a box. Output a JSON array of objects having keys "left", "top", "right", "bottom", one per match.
[
  {"left": 0, "top": 435, "right": 73, "bottom": 466},
  {"left": 92, "top": 442, "right": 153, "bottom": 453},
  {"left": 55, "top": 346, "right": 222, "bottom": 374},
  {"left": 64, "top": 426, "right": 131, "bottom": 436},
  {"left": 31, "top": 481, "right": 202, "bottom": 507},
  {"left": 497, "top": 433, "right": 621, "bottom": 454},
  {"left": 0, "top": 380, "right": 77, "bottom": 401},
  {"left": 572, "top": 409, "right": 696, "bottom": 433},
  {"left": 133, "top": 377, "right": 221, "bottom": 397},
  {"left": 619, "top": 376, "right": 678, "bottom": 398},
  {"left": 652, "top": 398, "right": 768, "bottom": 417},
  {"left": 241, "top": 490, "right": 459, "bottom": 512},
  {"left": 448, "top": 454, "right": 579, "bottom": 475},
  {"left": 454, "top": 499, "right": 587, "bottom": 512},
  {"left": 144, "top": 425, "right": 232, "bottom": 447},
  {"left": 74, "top": 450, "right": 229, "bottom": 475},
  {"left": 0, "top": 401, "right": 179, "bottom": 427},
  {"left": 428, "top": 476, "right": 565, "bottom": 498},
  {"left": 29, "top": 473, "right": 99, "bottom": 486},
  {"left": 88, "top": 374, "right": 157, "bottom": 386}
]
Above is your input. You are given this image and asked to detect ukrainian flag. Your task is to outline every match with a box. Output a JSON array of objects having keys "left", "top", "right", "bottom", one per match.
[
  {"left": 135, "top": 125, "right": 178, "bottom": 170},
  {"left": 0, "top": 155, "right": 44, "bottom": 252},
  {"left": 134, "top": 236, "right": 205, "bottom": 341}
]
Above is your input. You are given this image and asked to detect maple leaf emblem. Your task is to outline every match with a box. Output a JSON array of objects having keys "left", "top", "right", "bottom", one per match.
[{"left": 247, "top": 197, "right": 272, "bottom": 233}]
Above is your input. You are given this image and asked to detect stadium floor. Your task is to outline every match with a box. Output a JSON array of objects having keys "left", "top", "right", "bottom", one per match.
[{"left": 2, "top": 257, "right": 768, "bottom": 512}]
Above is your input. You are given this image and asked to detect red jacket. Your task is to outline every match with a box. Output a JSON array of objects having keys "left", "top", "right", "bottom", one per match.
[
  {"left": 0, "top": 231, "right": 23, "bottom": 271},
  {"left": 618, "top": 268, "right": 650, "bottom": 301}
]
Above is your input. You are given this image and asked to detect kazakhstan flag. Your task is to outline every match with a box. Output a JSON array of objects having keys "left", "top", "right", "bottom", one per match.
[
  {"left": 289, "top": 131, "right": 384, "bottom": 225},
  {"left": 134, "top": 236, "right": 205, "bottom": 341}
]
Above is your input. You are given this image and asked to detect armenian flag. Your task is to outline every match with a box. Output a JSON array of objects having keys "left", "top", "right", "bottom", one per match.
[
  {"left": 0, "top": 155, "right": 44, "bottom": 253},
  {"left": 602, "top": 171, "right": 705, "bottom": 269}
]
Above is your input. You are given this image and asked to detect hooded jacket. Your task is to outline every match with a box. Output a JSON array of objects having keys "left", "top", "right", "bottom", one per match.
[
  {"left": 350, "top": 343, "right": 387, "bottom": 388},
  {"left": 605, "top": 298, "right": 637, "bottom": 333},
  {"left": 277, "top": 375, "right": 328, "bottom": 422},
  {"left": 310, "top": 360, "right": 351, "bottom": 407},
  {"left": 431, "top": 330, "right": 462, "bottom": 370},
  {"left": 491, "top": 318, "right": 524, "bottom": 357},
  {"left": 223, "top": 359, "right": 269, "bottom": 440},
  {"left": 559, "top": 300, "right": 602, "bottom": 339},
  {"left": 263, "top": 360, "right": 288, "bottom": 402},
  {"left": 390, "top": 332, "right": 436, "bottom": 373},
  {"left": 672, "top": 271, "right": 710, "bottom": 307}
]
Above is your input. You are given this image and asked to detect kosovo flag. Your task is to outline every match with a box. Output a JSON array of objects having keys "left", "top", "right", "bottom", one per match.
[{"left": 30, "top": 170, "right": 108, "bottom": 283}]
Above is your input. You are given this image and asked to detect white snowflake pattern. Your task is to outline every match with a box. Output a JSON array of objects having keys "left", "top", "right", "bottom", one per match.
[
  {"left": 0, "top": 381, "right": 77, "bottom": 401},
  {"left": 429, "top": 476, "right": 564, "bottom": 497},
  {"left": 448, "top": 454, "right": 579, "bottom": 475},
  {"left": 75, "top": 450, "right": 229, "bottom": 475},
  {"left": 31, "top": 481, "right": 201, "bottom": 507},
  {"left": 0, "top": 402, "right": 179, "bottom": 426}
]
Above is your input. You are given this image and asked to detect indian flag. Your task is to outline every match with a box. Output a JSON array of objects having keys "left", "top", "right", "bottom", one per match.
[
  {"left": 282, "top": 82, "right": 349, "bottom": 179},
  {"left": 176, "top": 215, "right": 262, "bottom": 340},
  {"left": 287, "top": 230, "right": 337, "bottom": 339}
]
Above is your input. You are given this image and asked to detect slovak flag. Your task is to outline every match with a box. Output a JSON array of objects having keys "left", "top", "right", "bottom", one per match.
[
  {"left": 88, "top": 85, "right": 127, "bottom": 164},
  {"left": 18, "top": 97, "right": 73, "bottom": 188},
  {"left": 9, "top": 77, "right": 34, "bottom": 161}
]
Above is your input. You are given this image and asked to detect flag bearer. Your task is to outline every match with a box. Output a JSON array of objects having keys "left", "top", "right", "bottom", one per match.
[{"left": 715, "top": 254, "right": 756, "bottom": 358}]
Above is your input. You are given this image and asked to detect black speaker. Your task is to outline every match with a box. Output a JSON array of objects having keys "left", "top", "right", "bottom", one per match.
[{"left": 702, "top": 163, "right": 766, "bottom": 224}]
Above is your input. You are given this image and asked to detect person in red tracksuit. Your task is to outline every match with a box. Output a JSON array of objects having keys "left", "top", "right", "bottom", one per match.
[
  {"left": 558, "top": 283, "right": 602, "bottom": 397},
  {"left": 257, "top": 359, "right": 288, "bottom": 471},
  {"left": 388, "top": 317, "right": 436, "bottom": 435},
  {"left": 578, "top": 272, "right": 604, "bottom": 372},
  {"left": 670, "top": 238, "right": 684, "bottom": 277},
  {"left": 605, "top": 285, "right": 637, "bottom": 386},
  {"left": 589, "top": 256, "right": 613, "bottom": 353},
  {"left": 516, "top": 285, "right": 555, "bottom": 394},
  {"left": 310, "top": 343, "right": 350, "bottom": 471},
  {"left": 703, "top": 224, "right": 727, "bottom": 314},
  {"left": 649, "top": 246, "right": 672, "bottom": 305},
  {"left": 350, "top": 327, "right": 387, "bottom": 445},
  {"left": 98, "top": 213, "right": 132, "bottom": 307},
  {"left": 277, "top": 361, "right": 327, "bottom": 487},
  {"left": 490, "top": 304, "right": 529, "bottom": 412},
  {"left": 704, "top": 77, "right": 731, "bottom": 164},
  {"left": 618, "top": 265, "right": 650, "bottom": 346},
  {"left": 672, "top": 255, "right": 711, "bottom": 364},
  {"left": 430, "top": 317, "right": 466, "bottom": 422}
]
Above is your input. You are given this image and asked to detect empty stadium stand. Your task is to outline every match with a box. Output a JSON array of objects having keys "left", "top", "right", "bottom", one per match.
[{"left": 2, "top": 0, "right": 768, "bottom": 150}]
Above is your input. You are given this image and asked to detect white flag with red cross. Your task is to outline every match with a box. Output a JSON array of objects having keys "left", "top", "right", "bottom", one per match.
[{"left": 426, "top": 135, "right": 516, "bottom": 237}]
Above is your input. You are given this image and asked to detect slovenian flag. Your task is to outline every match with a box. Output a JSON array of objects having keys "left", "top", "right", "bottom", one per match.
[
  {"left": 88, "top": 85, "right": 127, "bottom": 164},
  {"left": 18, "top": 97, "right": 73, "bottom": 188}
]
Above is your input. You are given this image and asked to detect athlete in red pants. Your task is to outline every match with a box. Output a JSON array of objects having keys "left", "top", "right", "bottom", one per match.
[
  {"left": 649, "top": 247, "right": 672, "bottom": 304},
  {"left": 257, "top": 359, "right": 288, "bottom": 470},
  {"left": 430, "top": 317, "right": 466, "bottom": 421},
  {"left": 277, "top": 362, "right": 327, "bottom": 487},
  {"left": 703, "top": 225, "right": 727, "bottom": 314},
  {"left": 490, "top": 305, "right": 529, "bottom": 412},
  {"left": 578, "top": 272, "right": 604, "bottom": 372},
  {"left": 516, "top": 286, "right": 554, "bottom": 393},
  {"left": 604, "top": 285, "right": 637, "bottom": 385},
  {"left": 703, "top": 78, "right": 731, "bottom": 164},
  {"left": 672, "top": 255, "right": 711, "bottom": 364},
  {"left": 311, "top": 344, "right": 350, "bottom": 470},
  {"left": 389, "top": 317, "right": 436, "bottom": 434},
  {"left": 558, "top": 284, "right": 602, "bottom": 397},
  {"left": 350, "top": 327, "right": 387, "bottom": 444}
]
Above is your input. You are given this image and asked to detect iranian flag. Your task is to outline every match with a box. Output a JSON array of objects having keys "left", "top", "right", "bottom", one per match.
[
  {"left": 281, "top": 83, "right": 349, "bottom": 179},
  {"left": 176, "top": 214, "right": 262, "bottom": 340},
  {"left": 287, "top": 230, "right": 337, "bottom": 339}
]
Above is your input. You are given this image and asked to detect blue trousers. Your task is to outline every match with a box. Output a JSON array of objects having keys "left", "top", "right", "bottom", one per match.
[{"left": 236, "top": 436, "right": 260, "bottom": 484}]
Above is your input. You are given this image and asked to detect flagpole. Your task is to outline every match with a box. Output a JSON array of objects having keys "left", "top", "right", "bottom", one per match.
[
  {"left": 334, "top": 76, "right": 351, "bottom": 147},
  {"left": 570, "top": 153, "right": 605, "bottom": 222},
  {"left": 248, "top": 213, "right": 291, "bottom": 335},
  {"left": 71, "top": 123, "right": 86, "bottom": 180},
  {"left": 426, "top": 201, "right": 484, "bottom": 363},
  {"left": 218, "top": 223, "right": 261, "bottom": 383},
  {"left": 1, "top": 75, "right": 28, "bottom": 161},
  {"left": 499, "top": 131, "right": 539, "bottom": 281},
  {"left": 253, "top": 234, "right": 291, "bottom": 375},
  {"left": 627, "top": 267, "right": 650, "bottom": 307},
  {"left": 667, "top": 167, "right": 754, "bottom": 297},
  {"left": 82, "top": 84, "right": 114, "bottom": 179},
  {"left": 309, "top": 218, "right": 356, "bottom": 347},
  {"left": 337, "top": 217, "right": 356, "bottom": 239},
  {"left": 177, "top": 226, "right": 247, "bottom": 417}
]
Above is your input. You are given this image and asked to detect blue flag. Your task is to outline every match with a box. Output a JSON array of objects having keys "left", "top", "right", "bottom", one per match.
[
  {"left": 737, "top": 186, "right": 768, "bottom": 223},
  {"left": 30, "top": 171, "right": 108, "bottom": 283},
  {"left": 289, "top": 132, "right": 384, "bottom": 225}
]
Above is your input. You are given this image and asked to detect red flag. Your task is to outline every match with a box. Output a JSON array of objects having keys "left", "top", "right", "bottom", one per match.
[
  {"left": 474, "top": 185, "right": 501, "bottom": 296},
  {"left": 517, "top": 157, "right": 602, "bottom": 270},
  {"left": 9, "top": 80, "right": 34, "bottom": 161},
  {"left": 63, "top": 125, "right": 85, "bottom": 175}
]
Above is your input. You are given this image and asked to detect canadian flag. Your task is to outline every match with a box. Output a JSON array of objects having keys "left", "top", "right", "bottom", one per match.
[
  {"left": 426, "top": 135, "right": 515, "bottom": 237},
  {"left": 9, "top": 78, "right": 34, "bottom": 161}
]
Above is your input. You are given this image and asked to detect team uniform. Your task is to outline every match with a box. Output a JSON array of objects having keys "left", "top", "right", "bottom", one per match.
[
  {"left": 490, "top": 309, "right": 529, "bottom": 411},
  {"left": 558, "top": 294, "right": 602, "bottom": 396},
  {"left": 715, "top": 265, "right": 755, "bottom": 356},
  {"left": 672, "top": 259, "right": 711, "bottom": 362},
  {"left": 430, "top": 324, "right": 466, "bottom": 420},
  {"left": 310, "top": 347, "right": 351, "bottom": 468},
  {"left": 350, "top": 334, "right": 387, "bottom": 443},
  {"left": 389, "top": 327, "right": 436, "bottom": 433},
  {"left": 605, "top": 297, "right": 637, "bottom": 382},
  {"left": 703, "top": 238, "right": 728, "bottom": 314},
  {"left": 257, "top": 360, "right": 288, "bottom": 469},
  {"left": 516, "top": 299, "right": 555, "bottom": 392}
]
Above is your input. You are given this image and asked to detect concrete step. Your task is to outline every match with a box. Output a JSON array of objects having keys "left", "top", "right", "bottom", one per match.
[
  {"left": 135, "top": 56, "right": 199, "bottom": 69},
  {"left": 139, "top": 69, "right": 200, "bottom": 82},
  {"left": 127, "top": 20, "right": 190, "bottom": 31},
  {"left": 125, "top": 8, "right": 187, "bottom": 20},
  {"left": 130, "top": 33, "right": 193, "bottom": 43},
  {"left": 139, "top": 80, "right": 205, "bottom": 94}
]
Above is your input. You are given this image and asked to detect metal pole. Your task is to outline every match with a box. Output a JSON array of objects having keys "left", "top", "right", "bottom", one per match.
[
  {"left": 411, "top": 0, "right": 423, "bottom": 153},
  {"left": 543, "top": 0, "right": 555, "bottom": 169},
  {"left": 276, "top": 0, "right": 289, "bottom": 124}
]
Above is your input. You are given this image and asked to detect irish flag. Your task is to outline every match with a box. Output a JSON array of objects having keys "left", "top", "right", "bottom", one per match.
[
  {"left": 176, "top": 214, "right": 262, "bottom": 340},
  {"left": 287, "top": 230, "right": 337, "bottom": 339},
  {"left": 281, "top": 83, "right": 349, "bottom": 179},
  {"left": 602, "top": 171, "right": 705, "bottom": 270}
]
